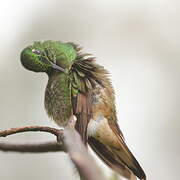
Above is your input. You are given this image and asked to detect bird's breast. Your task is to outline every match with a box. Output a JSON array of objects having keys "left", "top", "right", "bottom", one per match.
[{"left": 45, "top": 73, "right": 72, "bottom": 127}]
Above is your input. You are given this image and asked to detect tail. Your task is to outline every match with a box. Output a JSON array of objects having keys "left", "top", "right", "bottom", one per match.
[{"left": 88, "top": 137, "right": 146, "bottom": 180}]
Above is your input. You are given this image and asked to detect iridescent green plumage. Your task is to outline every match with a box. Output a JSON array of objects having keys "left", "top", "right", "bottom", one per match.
[
  {"left": 21, "top": 41, "right": 78, "bottom": 127},
  {"left": 20, "top": 41, "right": 146, "bottom": 180},
  {"left": 21, "top": 41, "right": 77, "bottom": 72},
  {"left": 21, "top": 40, "right": 104, "bottom": 133}
]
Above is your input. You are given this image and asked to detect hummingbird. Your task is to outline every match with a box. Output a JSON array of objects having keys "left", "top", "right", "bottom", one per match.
[{"left": 20, "top": 40, "right": 146, "bottom": 180}]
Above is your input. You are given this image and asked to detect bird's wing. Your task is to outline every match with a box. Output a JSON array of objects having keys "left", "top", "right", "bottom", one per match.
[
  {"left": 88, "top": 136, "right": 132, "bottom": 179},
  {"left": 70, "top": 59, "right": 99, "bottom": 144},
  {"left": 72, "top": 92, "right": 92, "bottom": 144},
  {"left": 87, "top": 111, "right": 146, "bottom": 180},
  {"left": 108, "top": 120, "right": 146, "bottom": 180}
]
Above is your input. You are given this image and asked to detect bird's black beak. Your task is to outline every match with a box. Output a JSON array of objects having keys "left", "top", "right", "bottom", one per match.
[
  {"left": 46, "top": 58, "right": 67, "bottom": 74},
  {"left": 51, "top": 63, "right": 67, "bottom": 73}
]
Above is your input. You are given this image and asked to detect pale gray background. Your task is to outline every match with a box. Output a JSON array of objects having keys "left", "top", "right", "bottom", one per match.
[{"left": 0, "top": 0, "right": 180, "bottom": 180}]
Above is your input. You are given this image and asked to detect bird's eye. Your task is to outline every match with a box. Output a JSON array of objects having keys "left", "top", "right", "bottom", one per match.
[{"left": 32, "top": 49, "right": 41, "bottom": 55}]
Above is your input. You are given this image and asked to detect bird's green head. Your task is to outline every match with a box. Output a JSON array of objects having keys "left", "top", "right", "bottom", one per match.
[{"left": 20, "top": 41, "right": 78, "bottom": 74}]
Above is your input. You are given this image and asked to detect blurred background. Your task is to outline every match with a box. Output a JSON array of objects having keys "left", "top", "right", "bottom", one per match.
[{"left": 0, "top": 0, "right": 180, "bottom": 179}]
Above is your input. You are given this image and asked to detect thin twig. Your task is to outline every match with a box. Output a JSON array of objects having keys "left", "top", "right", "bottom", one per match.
[
  {"left": 0, "top": 125, "right": 106, "bottom": 180},
  {"left": 0, "top": 126, "right": 62, "bottom": 137},
  {"left": 0, "top": 141, "right": 65, "bottom": 153},
  {"left": 0, "top": 126, "right": 64, "bottom": 152}
]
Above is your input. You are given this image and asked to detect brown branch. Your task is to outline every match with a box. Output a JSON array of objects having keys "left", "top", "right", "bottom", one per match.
[
  {"left": 64, "top": 129, "right": 105, "bottom": 180},
  {"left": 0, "top": 141, "right": 64, "bottom": 153},
  {"left": 0, "top": 126, "right": 62, "bottom": 137},
  {"left": 0, "top": 126, "right": 65, "bottom": 152},
  {"left": 0, "top": 126, "right": 106, "bottom": 180}
]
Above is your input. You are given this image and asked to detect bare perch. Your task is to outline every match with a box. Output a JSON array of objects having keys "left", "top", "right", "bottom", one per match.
[
  {"left": 0, "top": 126, "right": 105, "bottom": 180},
  {"left": 0, "top": 126, "right": 65, "bottom": 152},
  {"left": 0, "top": 126, "right": 62, "bottom": 137},
  {"left": 64, "top": 129, "right": 105, "bottom": 180},
  {"left": 0, "top": 141, "right": 64, "bottom": 153}
]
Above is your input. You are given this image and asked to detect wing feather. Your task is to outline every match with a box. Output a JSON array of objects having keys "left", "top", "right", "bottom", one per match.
[
  {"left": 70, "top": 59, "right": 95, "bottom": 144},
  {"left": 108, "top": 121, "right": 146, "bottom": 180},
  {"left": 88, "top": 137, "right": 132, "bottom": 179},
  {"left": 70, "top": 57, "right": 107, "bottom": 144},
  {"left": 74, "top": 93, "right": 92, "bottom": 144}
]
